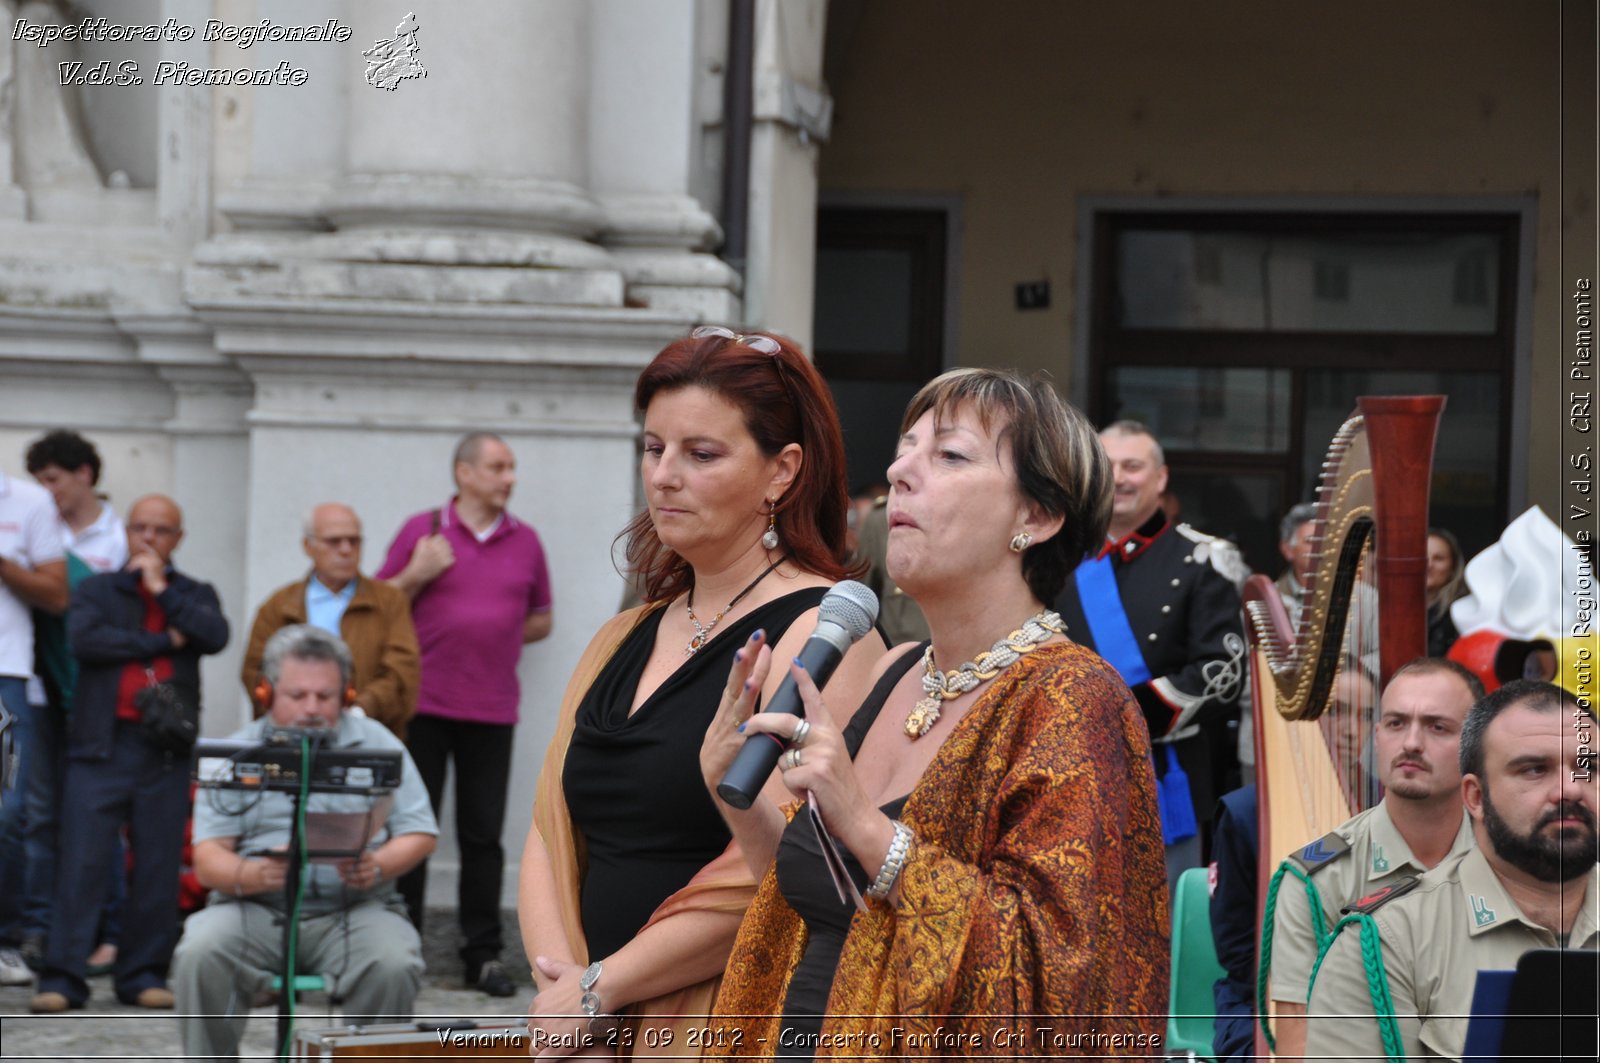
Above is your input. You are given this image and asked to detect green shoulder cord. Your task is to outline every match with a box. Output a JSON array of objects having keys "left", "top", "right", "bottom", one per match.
[
  {"left": 1257, "top": 860, "right": 1331, "bottom": 1050},
  {"left": 1308, "top": 914, "right": 1406, "bottom": 1063}
]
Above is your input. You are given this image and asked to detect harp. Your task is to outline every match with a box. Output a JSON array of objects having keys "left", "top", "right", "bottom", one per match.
[{"left": 1244, "top": 395, "right": 1445, "bottom": 1058}]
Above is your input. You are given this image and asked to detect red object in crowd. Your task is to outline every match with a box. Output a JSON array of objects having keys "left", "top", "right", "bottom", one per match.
[{"left": 179, "top": 783, "right": 205, "bottom": 916}]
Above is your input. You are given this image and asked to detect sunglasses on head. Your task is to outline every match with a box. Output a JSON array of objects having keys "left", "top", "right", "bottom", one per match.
[{"left": 690, "top": 325, "right": 783, "bottom": 357}]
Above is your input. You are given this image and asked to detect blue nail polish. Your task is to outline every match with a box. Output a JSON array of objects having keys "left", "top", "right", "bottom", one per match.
[
  {"left": 734, "top": 649, "right": 744, "bottom": 663},
  {"left": 750, "top": 629, "right": 764, "bottom": 642},
  {"left": 736, "top": 722, "right": 746, "bottom": 732},
  {"left": 793, "top": 657, "right": 806, "bottom": 669}
]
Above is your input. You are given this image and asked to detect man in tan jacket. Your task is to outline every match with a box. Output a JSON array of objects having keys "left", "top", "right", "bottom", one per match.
[{"left": 240, "top": 503, "right": 419, "bottom": 738}]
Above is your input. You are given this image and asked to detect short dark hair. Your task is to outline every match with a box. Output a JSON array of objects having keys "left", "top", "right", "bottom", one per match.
[
  {"left": 900, "top": 368, "right": 1112, "bottom": 604},
  {"left": 1388, "top": 656, "right": 1487, "bottom": 705},
  {"left": 624, "top": 329, "right": 856, "bottom": 603},
  {"left": 25, "top": 429, "right": 103, "bottom": 484},
  {"left": 1459, "top": 679, "right": 1585, "bottom": 778}
]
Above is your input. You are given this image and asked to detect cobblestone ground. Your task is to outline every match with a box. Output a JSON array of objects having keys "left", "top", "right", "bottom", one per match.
[{"left": 0, "top": 909, "right": 534, "bottom": 1061}]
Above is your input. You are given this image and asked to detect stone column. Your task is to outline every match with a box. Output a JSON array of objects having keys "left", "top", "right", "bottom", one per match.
[
  {"left": 588, "top": 0, "right": 740, "bottom": 320},
  {"left": 743, "top": 0, "right": 830, "bottom": 346}
]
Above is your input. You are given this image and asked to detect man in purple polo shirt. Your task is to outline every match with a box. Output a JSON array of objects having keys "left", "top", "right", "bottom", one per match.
[{"left": 378, "top": 432, "right": 553, "bottom": 997}]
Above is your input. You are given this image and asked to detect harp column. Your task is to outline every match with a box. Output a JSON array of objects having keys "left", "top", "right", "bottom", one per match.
[{"left": 1359, "top": 395, "right": 1447, "bottom": 689}]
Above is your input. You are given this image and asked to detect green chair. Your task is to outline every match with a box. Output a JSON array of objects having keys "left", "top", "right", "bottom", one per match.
[
  {"left": 1166, "top": 866, "right": 1226, "bottom": 1061},
  {"left": 269, "top": 974, "right": 326, "bottom": 994}
]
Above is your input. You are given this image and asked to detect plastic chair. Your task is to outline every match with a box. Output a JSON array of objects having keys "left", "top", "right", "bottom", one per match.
[{"left": 1166, "top": 866, "right": 1225, "bottom": 1060}]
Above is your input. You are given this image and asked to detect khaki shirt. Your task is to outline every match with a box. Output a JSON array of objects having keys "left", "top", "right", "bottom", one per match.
[
  {"left": 1306, "top": 847, "right": 1600, "bottom": 1061},
  {"left": 1270, "top": 800, "right": 1475, "bottom": 1003},
  {"left": 857, "top": 498, "right": 930, "bottom": 646}
]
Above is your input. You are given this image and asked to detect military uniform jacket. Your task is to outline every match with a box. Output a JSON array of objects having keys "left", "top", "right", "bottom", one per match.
[
  {"left": 1269, "top": 801, "right": 1475, "bottom": 1003},
  {"left": 1306, "top": 847, "right": 1600, "bottom": 1061},
  {"left": 1054, "top": 509, "right": 1247, "bottom": 745}
]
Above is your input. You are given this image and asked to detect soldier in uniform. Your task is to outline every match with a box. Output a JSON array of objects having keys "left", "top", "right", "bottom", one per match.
[
  {"left": 1263, "top": 658, "right": 1483, "bottom": 1058},
  {"left": 1054, "top": 420, "right": 1248, "bottom": 883},
  {"left": 856, "top": 495, "right": 929, "bottom": 645},
  {"left": 1305, "top": 680, "right": 1599, "bottom": 1061}
]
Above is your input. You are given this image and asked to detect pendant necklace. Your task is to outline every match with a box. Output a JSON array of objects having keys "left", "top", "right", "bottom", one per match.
[
  {"left": 904, "top": 610, "right": 1065, "bottom": 737},
  {"left": 685, "top": 558, "right": 784, "bottom": 657}
]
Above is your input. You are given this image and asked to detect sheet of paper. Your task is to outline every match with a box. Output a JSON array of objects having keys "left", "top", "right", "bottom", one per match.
[
  {"left": 807, "top": 791, "right": 867, "bottom": 912},
  {"left": 304, "top": 794, "right": 392, "bottom": 864}
]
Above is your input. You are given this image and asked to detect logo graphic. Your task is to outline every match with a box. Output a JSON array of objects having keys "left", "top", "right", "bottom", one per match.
[
  {"left": 1353, "top": 886, "right": 1392, "bottom": 909},
  {"left": 1300, "top": 839, "right": 1341, "bottom": 866},
  {"left": 1371, "top": 845, "right": 1390, "bottom": 873},
  {"left": 1470, "top": 894, "right": 1497, "bottom": 927},
  {"left": 364, "top": 13, "right": 425, "bottom": 91}
]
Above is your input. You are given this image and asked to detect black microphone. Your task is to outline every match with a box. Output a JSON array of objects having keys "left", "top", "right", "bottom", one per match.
[{"left": 716, "top": 580, "right": 879, "bottom": 810}]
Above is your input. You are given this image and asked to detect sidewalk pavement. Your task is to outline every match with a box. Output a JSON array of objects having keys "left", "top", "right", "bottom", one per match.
[{"left": 0, "top": 908, "right": 535, "bottom": 1061}]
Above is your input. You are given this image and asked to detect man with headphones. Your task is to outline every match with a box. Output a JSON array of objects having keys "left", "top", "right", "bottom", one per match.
[{"left": 170, "top": 625, "right": 437, "bottom": 1060}]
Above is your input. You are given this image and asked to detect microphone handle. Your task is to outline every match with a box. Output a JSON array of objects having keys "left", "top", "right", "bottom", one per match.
[{"left": 715, "top": 632, "right": 848, "bottom": 810}]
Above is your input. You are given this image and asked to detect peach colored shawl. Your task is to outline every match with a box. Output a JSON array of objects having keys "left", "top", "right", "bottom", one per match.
[{"left": 531, "top": 605, "right": 759, "bottom": 1059}]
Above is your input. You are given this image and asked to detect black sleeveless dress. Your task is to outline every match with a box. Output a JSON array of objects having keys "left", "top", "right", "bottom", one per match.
[
  {"left": 563, "top": 587, "right": 827, "bottom": 961},
  {"left": 774, "top": 643, "right": 925, "bottom": 1056}
]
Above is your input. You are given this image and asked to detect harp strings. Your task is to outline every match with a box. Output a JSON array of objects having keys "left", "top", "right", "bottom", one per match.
[{"left": 1313, "top": 546, "right": 1383, "bottom": 825}]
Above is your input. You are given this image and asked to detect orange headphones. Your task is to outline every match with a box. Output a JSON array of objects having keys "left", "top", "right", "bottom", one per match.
[{"left": 253, "top": 676, "right": 358, "bottom": 711}]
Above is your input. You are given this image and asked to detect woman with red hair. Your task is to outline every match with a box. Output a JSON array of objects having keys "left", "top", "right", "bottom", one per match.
[{"left": 520, "top": 327, "right": 886, "bottom": 1056}]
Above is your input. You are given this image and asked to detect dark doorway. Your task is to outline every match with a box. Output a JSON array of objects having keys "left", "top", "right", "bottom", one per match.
[{"left": 813, "top": 206, "right": 948, "bottom": 492}]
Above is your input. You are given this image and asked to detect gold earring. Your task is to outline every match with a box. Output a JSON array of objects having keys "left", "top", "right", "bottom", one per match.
[{"left": 1009, "top": 531, "right": 1032, "bottom": 553}]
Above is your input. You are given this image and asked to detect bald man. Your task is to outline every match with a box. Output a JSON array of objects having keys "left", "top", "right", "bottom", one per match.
[
  {"left": 30, "top": 495, "right": 228, "bottom": 1014},
  {"left": 241, "top": 503, "right": 419, "bottom": 738}
]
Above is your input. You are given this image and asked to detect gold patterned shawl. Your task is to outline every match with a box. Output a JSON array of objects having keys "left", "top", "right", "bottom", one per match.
[
  {"left": 531, "top": 604, "right": 760, "bottom": 1059},
  {"left": 709, "top": 643, "right": 1170, "bottom": 1060}
]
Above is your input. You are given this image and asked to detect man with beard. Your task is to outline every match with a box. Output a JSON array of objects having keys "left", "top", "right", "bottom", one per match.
[
  {"left": 1306, "top": 680, "right": 1599, "bottom": 1061},
  {"left": 1263, "top": 658, "right": 1482, "bottom": 1058}
]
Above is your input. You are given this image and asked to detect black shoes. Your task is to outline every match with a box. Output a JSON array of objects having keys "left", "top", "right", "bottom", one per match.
[{"left": 469, "top": 959, "right": 515, "bottom": 998}]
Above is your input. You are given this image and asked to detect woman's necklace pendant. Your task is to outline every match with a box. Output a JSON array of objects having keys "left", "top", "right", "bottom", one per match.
[
  {"left": 683, "top": 556, "right": 787, "bottom": 658},
  {"left": 903, "top": 610, "right": 1065, "bottom": 740},
  {"left": 904, "top": 695, "right": 942, "bottom": 737}
]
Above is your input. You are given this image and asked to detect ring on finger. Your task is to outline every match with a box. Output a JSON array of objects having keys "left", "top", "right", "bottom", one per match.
[
  {"left": 790, "top": 719, "right": 812, "bottom": 747},
  {"left": 782, "top": 747, "right": 803, "bottom": 770}
]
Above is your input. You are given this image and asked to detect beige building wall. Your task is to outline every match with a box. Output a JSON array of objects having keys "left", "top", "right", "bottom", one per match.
[{"left": 818, "top": 0, "right": 1581, "bottom": 511}]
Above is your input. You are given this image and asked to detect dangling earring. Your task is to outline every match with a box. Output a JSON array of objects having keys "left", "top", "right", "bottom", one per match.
[
  {"left": 762, "top": 500, "right": 781, "bottom": 550},
  {"left": 1009, "top": 531, "right": 1032, "bottom": 553}
]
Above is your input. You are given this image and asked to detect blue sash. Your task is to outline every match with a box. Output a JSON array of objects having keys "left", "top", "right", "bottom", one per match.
[
  {"left": 1073, "top": 555, "right": 1151, "bottom": 685},
  {"left": 1074, "top": 555, "right": 1195, "bottom": 844},
  {"left": 1157, "top": 744, "right": 1198, "bottom": 844}
]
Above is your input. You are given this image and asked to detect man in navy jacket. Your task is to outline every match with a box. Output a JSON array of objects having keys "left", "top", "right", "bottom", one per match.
[{"left": 31, "top": 495, "right": 228, "bottom": 1013}]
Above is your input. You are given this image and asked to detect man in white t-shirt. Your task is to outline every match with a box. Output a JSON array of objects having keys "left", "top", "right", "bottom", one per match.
[
  {"left": 11, "top": 431, "right": 130, "bottom": 978},
  {"left": 27, "top": 430, "right": 127, "bottom": 575},
  {"left": 0, "top": 466, "right": 67, "bottom": 985}
]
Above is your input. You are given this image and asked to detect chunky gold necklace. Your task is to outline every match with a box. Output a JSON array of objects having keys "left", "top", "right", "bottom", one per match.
[{"left": 904, "top": 610, "right": 1065, "bottom": 738}]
